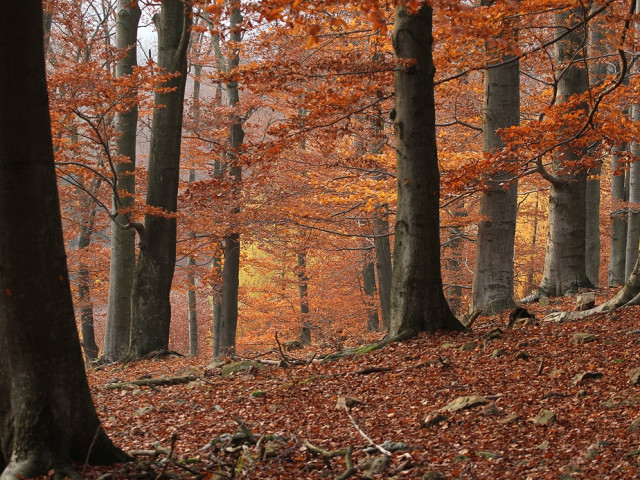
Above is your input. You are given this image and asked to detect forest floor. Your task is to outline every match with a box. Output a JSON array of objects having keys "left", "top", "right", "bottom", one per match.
[{"left": 77, "top": 292, "right": 640, "bottom": 479}]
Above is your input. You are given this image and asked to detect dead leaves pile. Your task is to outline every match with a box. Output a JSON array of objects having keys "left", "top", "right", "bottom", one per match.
[{"left": 85, "top": 300, "right": 640, "bottom": 479}]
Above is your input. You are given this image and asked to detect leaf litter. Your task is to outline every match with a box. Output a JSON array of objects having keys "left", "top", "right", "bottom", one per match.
[{"left": 76, "top": 299, "right": 640, "bottom": 478}]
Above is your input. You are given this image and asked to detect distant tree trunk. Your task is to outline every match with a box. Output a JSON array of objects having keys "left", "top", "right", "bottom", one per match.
[
  {"left": 0, "top": 3, "right": 126, "bottom": 474},
  {"left": 471, "top": 5, "right": 519, "bottom": 314},
  {"left": 297, "top": 251, "right": 312, "bottom": 342},
  {"left": 585, "top": 2, "right": 610, "bottom": 286},
  {"left": 185, "top": 54, "right": 204, "bottom": 358},
  {"left": 129, "top": 0, "right": 191, "bottom": 358},
  {"left": 389, "top": 5, "right": 465, "bottom": 337},
  {"left": 626, "top": 109, "right": 640, "bottom": 279},
  {"left": 187, "top": 252, "right": 198, "bottom": 356},
  {"left": 537, "top": 7, "right": 593, "bottom": 297},
  {"left": 218, "top": 1, "right": 244, "bottom": 356},
  {"left": 76, "top": 180, "right": 101, "bottom": 363},
  {"left": 373, "top": 208, "right": 392, "bottom": 329},
  {"left": 609, "top": 144, "right": 628, "bottom": 285},
  {"left": 212, "top": 257, "right": 223, "bottom": 357},
  {"left": 103, "top": 0, "right": 141, "bottom": 362},
  {"left": 362, "top": 251, "right": 379, "bottom": 332}
]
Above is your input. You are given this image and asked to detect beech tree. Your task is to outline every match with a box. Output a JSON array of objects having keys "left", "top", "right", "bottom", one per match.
[
  {"left": 471, "top": 0, "right": 520, "bottom": 315},
  {"left": 535, "top": 6, "right": 593, "bottom": 297},
  {"left": 103, "top": 0, "right": 141, "bottom": 362},
  {"left": 129, "top": 0, "right": 192, "bottom": 357},
  {"left": 0, "top": 1, "right": 125, "bottom": 475},
  {"left": 389, "top": 4, "right": 465, "bottom": 337}
]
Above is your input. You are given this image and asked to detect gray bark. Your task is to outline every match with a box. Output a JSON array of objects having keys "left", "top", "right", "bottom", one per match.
[
  {"left": 373, "top": 208, "right": 392, "bottom": 329},
  {"left": 298, "top": 251, "right": 312, "bottom": 343},
  {"left": 626, "top": 108, "right": 640, "bottom": 278},
  {"left": 471, "top": 8, "right": 519, "bottom": 315},
  {"left": 129, "top": 0, "right": 191, "bottom": 357},
  {"left": 0, "top": 3, "right": 126, "bottom": 474},
  {"left": 218, "top": 1, "right": 244, "bottom": 356},
  {"left": 389, "top": 5, "right": 465, "bottom": 337},
  {"left": 103, "top": 0, "right": 141, "bottom": 362},
  {"left": 362, "top": 252, "right": 379, "bottom": 332},
  {"left": 609, "top": 144, "right": 627, "bottom": 285},
  {"left": 76, "top": 181, "right": 101, "bottom": 362},
  {"left": 538, "top": 7, "right": 593, "bottom": 296},
  {"left": 585, "top": 3, "right": 609, "bottom": 286},
  {"left": 187, "top": 253, "right": 198, "bottom": 356}
]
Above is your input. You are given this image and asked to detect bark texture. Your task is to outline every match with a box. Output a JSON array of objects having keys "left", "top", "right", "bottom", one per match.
[
  {"left": 471, "top": 11, "right": 519, "bottom": 315},
  {"left": 129, "top": 0, "right": 191, "bottom": 357},
  {"left": 0, "top": 2, "right": 126, "bottom": 475},
  {"left": 609, "top": 144, "right": 627, "bottom": 286},
  {"left": 363, "top": 253, "right": 379, "bottom": 332},
  {"left": 538, "top": 8, "right": 593, "bottom": 296},
  {"left": 389, "top": 5, "right": 464, "bottom": 337},
  {"left": 218, "top": 1, "right": 244, "bottom": 356},
  {"left": 103, "top": 0, "right": 141, "bottom": 362}
]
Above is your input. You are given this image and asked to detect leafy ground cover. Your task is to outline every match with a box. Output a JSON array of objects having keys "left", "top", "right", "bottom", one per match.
[{"left": 75, "top": 295, "right": 640, "bottom": 479}]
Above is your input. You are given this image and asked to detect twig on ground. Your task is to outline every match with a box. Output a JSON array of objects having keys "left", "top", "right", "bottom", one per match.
[
  {"left": 342, "top": 405, "right": 392, "bottom": 456},
  {"left": 154, "top": 434, "right": 177, "bottom": 480}
]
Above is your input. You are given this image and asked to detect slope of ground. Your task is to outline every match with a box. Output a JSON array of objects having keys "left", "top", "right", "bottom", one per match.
[{"left": 74, "top": 300, "right": 640, "bottom": 479}]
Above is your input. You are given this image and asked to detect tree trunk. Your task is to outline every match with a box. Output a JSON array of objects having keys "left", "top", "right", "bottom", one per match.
[
  {"left": 471, "top": 9, "right": 519, "bottom": 314},
  {"left": 0, "top": 3, "right": 126, "bottom": 475},
  {"left": 219, "top": 233, "right": 240, "bottom": 355},
  {"left": 585, "top": 2, "right": 610, "bottom": 286},
  {"left": 373, "top": 208, "right": 392, "bottom": 330},
  {"left": 298, "top": 251, "right": 312, "bottom": 342},
  {"left": 76, "top": 184, "right": 100, "bottom": 363},
  {"left": 129, "top": 0, "right": 191, "bottom": 358},
  {"left": 626, "top": 110, "right": 640, "bottom": 279},
  {"left": 218, "top": 1, "right": 244, "bottom": 356},
  {"left": 609, "top": 144, "right": 628, "bottom": 285},
  {"left": 103, "top": 0, "right": 141, "bottom": 362},
  {"left": 187, "top": 248, "right": 198, "bottom": 357},
  {"left": 362, "top": 252, "right": 379, "bottom": 332},
  {"left": 212, "top": 258, "right": 223, "bottom": 357},
  {"left": 389, "top": 5, "right": 465, "bottom": 338},
  {"left": 538, "top": 7, "right": 593, "bottom": 296}
]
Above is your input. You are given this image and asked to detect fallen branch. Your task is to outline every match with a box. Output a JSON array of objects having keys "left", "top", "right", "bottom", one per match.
[
  {"left": 464, "top": 309, "right": 482, "bottom": 329},
  {"left": 275, "top": 332, "right": 309, "bottom": 366},
  {"left": 342, "top": 405, "right": 392, "bottom": 456},
  {"left": 105, "top": 375, "right": 199, "bottom": 389},
  {"left": 304, "top": 440, "right": 355, "bottom": 480},
  {"left": 129, "top": 441, "right": 172, "bottom": 457}
]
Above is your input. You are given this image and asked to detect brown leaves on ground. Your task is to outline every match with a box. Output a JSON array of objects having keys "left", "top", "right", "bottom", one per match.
[{"left": 83, "top": 303, "right": 640, "bottom": 479}]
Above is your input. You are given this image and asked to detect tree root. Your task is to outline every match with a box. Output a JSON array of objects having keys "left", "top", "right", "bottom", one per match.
[
  {"left": 304, "top": 440, "right": 355, "bottom": 480},
  {"left": 105, "top": 375, "right": 199, "bottom": 389}
]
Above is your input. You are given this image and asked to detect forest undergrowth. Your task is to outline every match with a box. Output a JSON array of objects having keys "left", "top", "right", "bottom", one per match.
[{"left": 73, "top": 291, "right": 640, "bottom": 479}]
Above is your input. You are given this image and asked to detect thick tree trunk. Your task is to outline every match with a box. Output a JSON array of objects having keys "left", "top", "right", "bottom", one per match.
[
  {"left": 218, "top": 1, "right": 244, "bottom": 356},
  {"left": 585, "top": 3, "right": 609, "bottom": 286},
  {"left": 103, "top": 0, "right": 141, "bottom": 362},
  {"left": 389, "top": 5, "right": 465, "bottom": 338},
  {"left": 538, "top": 8, "right": 593, "bottom": 296},
  {"left": 471, "top": 16, "right": 519, "bottom": 315},
  {"left": 609, "top": 144, "right": 628, "bottom": 285},
  {"left": 626, "top": 118, "right": 640, "bottom": 278},
  {"left": 0, "top": 3, "right": 126, "bottom": 475},
  {"left": 219, "top": 233, "right": 240, "bottom": 355},
  {"left": 129, "top": 0, "right": 191, "bottom": 357}
]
